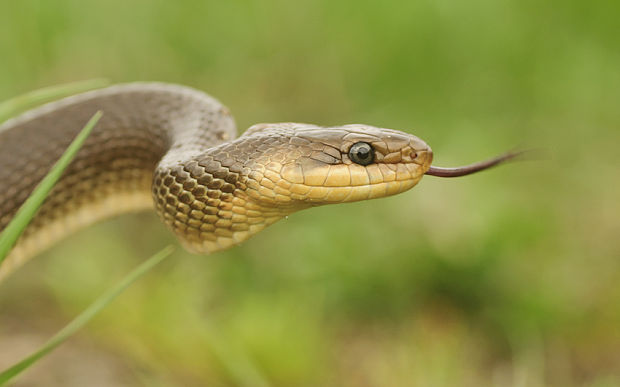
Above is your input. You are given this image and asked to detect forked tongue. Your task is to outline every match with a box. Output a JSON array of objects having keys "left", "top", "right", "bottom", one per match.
[{"left": 425, "top": 150, "right": 526, "bottom": 178}]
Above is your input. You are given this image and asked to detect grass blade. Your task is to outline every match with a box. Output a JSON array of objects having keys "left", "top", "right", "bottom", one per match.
[
  {"left": 0, "top": 111, "right": 103, "bottom": 263},
  {"left": 0, "top": 245, "right": 175, "bottom": 386},
  {"left": 0, "top": 79, "right": 109, "bottom": 123}
]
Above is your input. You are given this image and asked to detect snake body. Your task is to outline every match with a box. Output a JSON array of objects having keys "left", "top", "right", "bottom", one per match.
[{"left": 0, "top": 83, "right": 435, "bottom": 278}]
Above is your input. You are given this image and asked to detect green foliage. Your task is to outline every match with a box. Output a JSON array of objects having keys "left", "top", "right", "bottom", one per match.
[{"left": 0, "top": 246, "right": 174, "bottom": 386}]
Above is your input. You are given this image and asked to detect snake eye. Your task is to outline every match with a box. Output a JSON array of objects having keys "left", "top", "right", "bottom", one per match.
[{"left": 348, "top": 142, "right": 375, "bottom": 166}]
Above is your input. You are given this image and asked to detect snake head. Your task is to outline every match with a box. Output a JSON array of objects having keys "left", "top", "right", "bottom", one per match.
[
  {"left": 153, "top": 122, "right": 433, "bottom": 254},
  {"left": 240, "top": 123, "right": 433, "bottom": 206}
]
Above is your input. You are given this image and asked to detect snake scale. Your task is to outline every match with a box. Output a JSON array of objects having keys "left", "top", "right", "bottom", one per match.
[{"left": 0, "top": 83, "right": 518, "bottom": 279}]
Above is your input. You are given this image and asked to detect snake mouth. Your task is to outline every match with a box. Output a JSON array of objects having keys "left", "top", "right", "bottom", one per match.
[
  {"left": 299, "top": 177, "right": 425, "bottom": 204},
  {"left": 247, "top": 150, "right": 432, "bottom": 205},
  {"left": 303, "top": 152, "right": 432, "bottom": 203}
]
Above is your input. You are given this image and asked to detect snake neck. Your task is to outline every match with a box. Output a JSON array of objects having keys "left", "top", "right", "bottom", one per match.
[
  {"left": 0, "top": 83, "right": 236, "bottom": 278},
  {"left": 152, "top": 138, "right": 304, "bottom": 255}
]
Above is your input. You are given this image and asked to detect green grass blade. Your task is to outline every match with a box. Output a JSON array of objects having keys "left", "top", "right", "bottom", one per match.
[
  {"left": 0, "top": 78, "right": 109, "bottom": 123},
  {"left": 0, "top": 245, "right": 175, "bottom": 386},
  {"left": 0, "top": 111, "right": 103, "bottom": 263}
]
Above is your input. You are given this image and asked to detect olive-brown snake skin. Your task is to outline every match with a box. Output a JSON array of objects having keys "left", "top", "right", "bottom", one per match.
[{"left": 0, "top": 83, "right": 518, "bottom": 279}]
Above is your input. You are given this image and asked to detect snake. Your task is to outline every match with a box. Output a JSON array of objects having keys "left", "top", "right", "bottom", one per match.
[{"left": 0, "top": 83, "right": 520, "bottom": 279}]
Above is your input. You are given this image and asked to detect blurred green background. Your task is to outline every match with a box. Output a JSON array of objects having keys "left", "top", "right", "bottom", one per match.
[{"left": 0, "top": 0, "right": 619, "bottom": 386}]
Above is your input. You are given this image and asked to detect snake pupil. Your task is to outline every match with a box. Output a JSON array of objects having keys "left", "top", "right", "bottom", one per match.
[{"left": 349, "top": 142, "right": 374, "bottom": 166}]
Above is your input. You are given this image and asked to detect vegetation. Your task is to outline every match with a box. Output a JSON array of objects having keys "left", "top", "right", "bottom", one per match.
[{"left": 0, "top": 0, "right": 618, "bottom": 385}]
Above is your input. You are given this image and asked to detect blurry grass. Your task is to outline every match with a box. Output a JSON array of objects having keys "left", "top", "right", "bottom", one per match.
[
  {"left": 0, "top": 111, "right": 102, "bottom": 263},
  {"left": 0, "top": 246, "right": 174, "bottom": 386},
  {"left": 0, "top": 78, "right": 108, "bottom": 123},
  {"left": 197, "top": 320, "right": 272, "bottom": 387}
]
